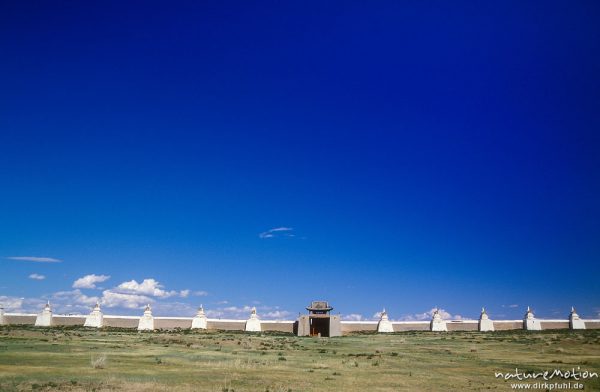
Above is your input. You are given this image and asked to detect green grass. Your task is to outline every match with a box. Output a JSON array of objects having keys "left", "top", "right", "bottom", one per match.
[{"left": 0, "top": 325, "right": 598, "bottom": 391}]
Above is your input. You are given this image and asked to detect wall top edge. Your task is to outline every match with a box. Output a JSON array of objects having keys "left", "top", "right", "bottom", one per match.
[
  {"left": 536, "top": 319, "right": 570, "bottom": 322},
  {"left": 255, "top": 320, "right": 295, "bottom": 324},
  {"left": 3, "top": 313, "right": 599, "bottom": 324}
]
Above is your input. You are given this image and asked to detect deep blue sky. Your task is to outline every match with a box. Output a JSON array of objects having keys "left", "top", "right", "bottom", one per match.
[{"left": 1, "top": 1, "right": 599, "bottom": 320}]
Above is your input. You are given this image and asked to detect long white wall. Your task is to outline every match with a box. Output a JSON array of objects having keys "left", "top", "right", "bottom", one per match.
[{"left": 3, "top": 312, "right": 600, "bottom": 333}]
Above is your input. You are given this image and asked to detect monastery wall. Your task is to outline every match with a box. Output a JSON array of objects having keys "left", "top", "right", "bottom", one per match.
[
  {"left": 446, "top": 321, "right": 479, "bottom": 331},
  {"left": 391, "top": 322, "right": 430, "bottom": 332},
  {"left": 493, "top": 320, "right": 523, "bottom": 330},
  {"left": 207, "top": 319, "right": 246, "bottom": 331},
  {"left": 585, "top": 321, "right": 600, "bottom": 329},
  {"left": 259, "top": 320, "right": 295, "bottom": 333},
  {"left": 539, "top": 320, "right": 570, "bottom": 329},
  {"left": 103, "top": 316, "right": 139, "bottom": 328},
  {"left": 340, "top": 321, "right": 378, "bottom": 333},
  {"left": 4, "top": 314, "right": 36, "bottom": 325},
  {"left": 3, "top": 311, "right": 599, "bottom": 334},
  {"left": 52, "top": 316, "right": 86, "bottom": 326},
  {"left": 154, "top": 318, "right": 193, "bottom": 329}
]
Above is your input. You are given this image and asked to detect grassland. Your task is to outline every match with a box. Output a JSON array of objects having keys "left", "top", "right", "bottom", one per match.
[{"left": 0, "top": 325, "right": 598, "bottom": 391}]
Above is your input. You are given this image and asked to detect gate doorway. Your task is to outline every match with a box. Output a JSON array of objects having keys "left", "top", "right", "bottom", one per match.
[
  {"left": 310, "top": 317, "right": 330, "bottom": 337},
  {"left": 297, "top": 301, "right": 341, "bottom": 337}
]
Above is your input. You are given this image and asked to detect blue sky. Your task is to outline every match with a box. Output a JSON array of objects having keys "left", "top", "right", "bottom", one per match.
[{"left": 1, "top": 1, "right": 599, "bottom": 321}]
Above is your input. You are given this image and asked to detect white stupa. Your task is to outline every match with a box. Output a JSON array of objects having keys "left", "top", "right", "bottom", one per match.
[
  {"left": 569, "top": 306, "right": 585, "bottom": 330},
  {"left": 377, "top": 308, "right": 394, "bottom": 333},
  {"left": 523, "top": 306, "right": 541, "bottom": 331},
  {"left": 84, "top": 302, "right": 103, "bottom": 328},
  {"left": 478, "top": 307, "right": 494, "bottom": 332},
  {"left": 137, "top": 304, "right": 154, "bottom": 331},
  {"left": 35, "top": 301, "right": 53, "bottom": 327},
  {"left": 0, "top": 303, "right": 5, "bottom": 326},
  {"left": 245, "top": 307, "right": 261, "bottom": 332},
  {"left": 191, "top": 304, "right": 208, "bottom": 329},
  {"left": 430, "top": 308, "right": 447, "bottom": 332}
]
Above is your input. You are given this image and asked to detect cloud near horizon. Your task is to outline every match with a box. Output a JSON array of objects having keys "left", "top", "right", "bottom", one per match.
[
  {"left": 205, "top": 304, "right": 291, "bottom": 320},
  {"left": 100, "top": 290, "right": 153, "bottom": 309},
  {"left": 52, "top": 290, "right": 98, "bottom": 308},
  {"left": 342, "top": 313, "right": 364, "bottom": 321},
  {"left": 0, "top": 273, "right": 272, "bottom": 317},
  {"left": 63, "top": 276, "right": 199, "bottom": 311},
  {"left": 6, "top": 256, "right": 62, "bottom": 263},
  {"left": 0, "top": 295, "right": 45, "bottom": 313},
  {"left": 398, "top": 307, "right": 465, "bottom": 321}
]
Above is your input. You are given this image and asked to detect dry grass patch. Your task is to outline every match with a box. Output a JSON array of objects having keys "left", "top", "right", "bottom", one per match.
[{"left": 0, "top": 326, "right": 598, "bottom": 391}]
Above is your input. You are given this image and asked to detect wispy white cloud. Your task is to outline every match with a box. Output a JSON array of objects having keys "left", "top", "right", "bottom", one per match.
[
  {"left": 259, "top": 227, "right": 295, "bottom": 239},
  {"left": 342, "top": 313, "right": 364, "bottom": 321},
  {"left": 73, "top": 274, "right": 111, "bottom": 289},
  {"left": 28, "top": 273, "right": 46, "bottom": 280},
  {"left": 6, "top": 256, "right": 61, "bottom": 263},
  {"left": 193, "top": 290, "right": 209, "bottom": 297}
]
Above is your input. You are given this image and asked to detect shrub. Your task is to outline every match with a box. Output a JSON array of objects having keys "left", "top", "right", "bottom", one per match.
[{"left": 91, "top": 354, "right": 107, "bottom": 369}]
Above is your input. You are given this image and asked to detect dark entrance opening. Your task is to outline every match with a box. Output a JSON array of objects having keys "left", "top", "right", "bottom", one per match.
[{"left": 310, "top": 317, "right": 330, "bottom": 337}]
